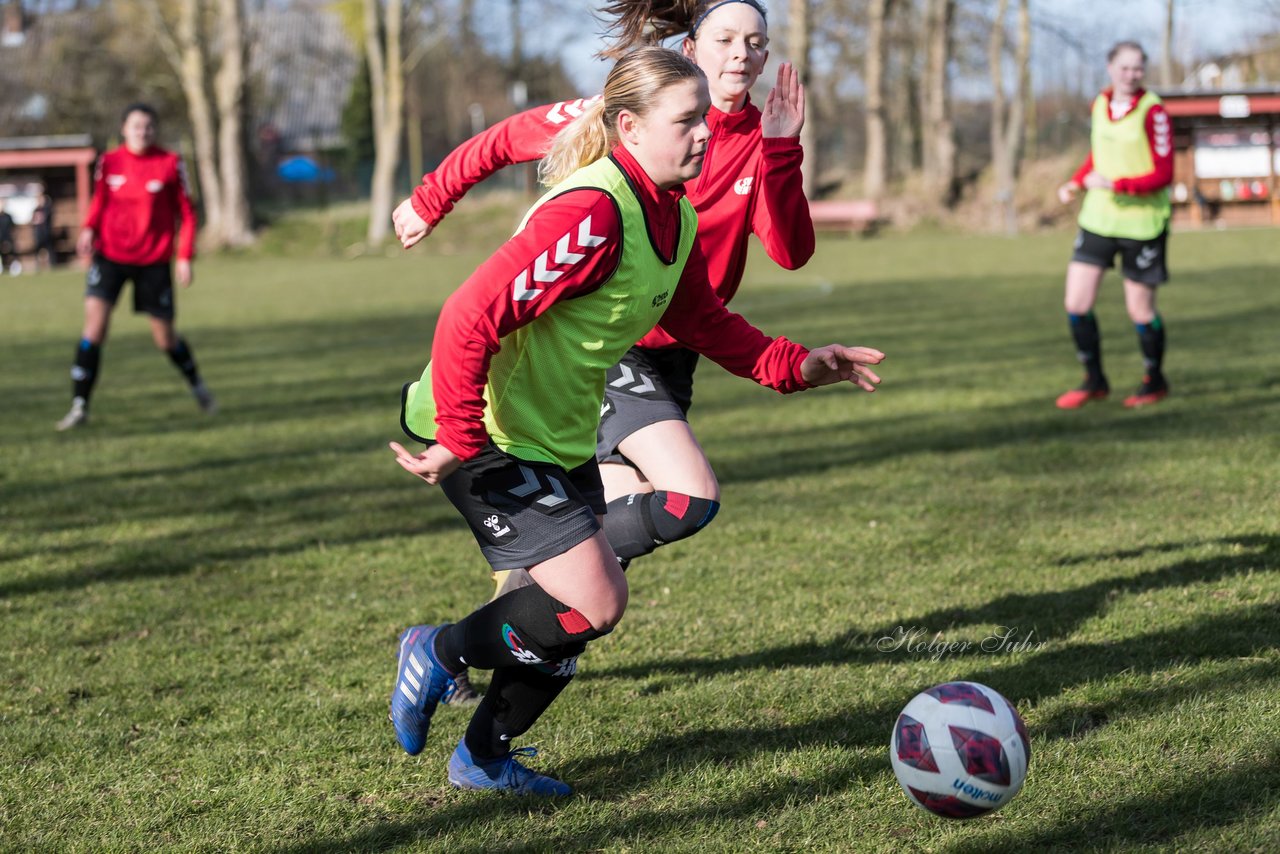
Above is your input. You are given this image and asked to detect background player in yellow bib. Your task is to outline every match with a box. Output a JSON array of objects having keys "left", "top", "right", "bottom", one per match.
[{"left": 1056, "top": 41, "right": 1173, "bottom": 410}]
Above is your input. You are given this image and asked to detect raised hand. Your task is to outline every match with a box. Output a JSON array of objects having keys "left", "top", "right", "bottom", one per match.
[{"left": 761, "top": 62, "right": 805, "bottom": 139}]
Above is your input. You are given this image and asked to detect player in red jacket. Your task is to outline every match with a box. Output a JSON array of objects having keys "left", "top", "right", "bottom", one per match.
[
  {"left": 385, "top": 47, "right": 883, "bottom": 794},
  {"left": 56, "top": 103, "right": 215, "bottom": 431},
  {"left": 391, "top": 5, "right": 814, "bottom": 697}
]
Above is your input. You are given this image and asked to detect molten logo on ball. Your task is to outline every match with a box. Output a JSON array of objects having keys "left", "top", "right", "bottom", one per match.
[{"left": 889, "top": 681, "right": 1030, "bottom": 819}]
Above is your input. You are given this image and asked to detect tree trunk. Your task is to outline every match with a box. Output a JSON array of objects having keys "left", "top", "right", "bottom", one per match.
[
  {"left": 989, "top": 0, "right": 1029, "bottom": 234},
  {"left": 364, "top": 0, "right": 404, "bottom": 247},
  {"left": 214, "top": 0, "right": 252, "bottom": 247},
  {"left": 1162, "top": 0, "right": 1175, "bottom": 88},
  {"left": 175, "top": 0, "right": 223, "bottom": 241},
  {"left": 864, "top": 0, "right": 892, "bottom": 201},
  {"left": 789, "top": 0, "right": 815, "bottom": 198},
  {"left": 921, "top": 0, "right": 957, "bottom": 206}
]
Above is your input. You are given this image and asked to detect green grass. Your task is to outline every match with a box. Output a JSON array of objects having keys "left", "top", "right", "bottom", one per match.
[{"left": 2, "top": 218, "right": 1278, "bottom": 852}]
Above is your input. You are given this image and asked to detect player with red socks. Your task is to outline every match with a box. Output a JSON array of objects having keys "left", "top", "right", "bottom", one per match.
[
  {"left": 392, "top": 5, "right": 814, "bottom": 709},
  {"left": 387, "top": 48, "right": 883, "bottom": 795}
]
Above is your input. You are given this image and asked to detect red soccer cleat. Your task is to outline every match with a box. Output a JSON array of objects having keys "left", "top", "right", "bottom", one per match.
[
  {"left": 1123, "top": 376, "right": 1169, "bottom": 408},
  {"left": 1055, "top": 386, "right": 1109, "bottom": 409}
]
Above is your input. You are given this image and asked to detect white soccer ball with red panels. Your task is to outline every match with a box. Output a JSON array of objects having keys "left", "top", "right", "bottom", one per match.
[{"left": 889, "top": 681, "right": 1030, "bottom": 819}]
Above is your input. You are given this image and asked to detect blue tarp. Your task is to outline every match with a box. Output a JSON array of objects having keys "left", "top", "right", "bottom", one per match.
[{"left": 276, "top": 156, "right": 335, "bottom": 183}]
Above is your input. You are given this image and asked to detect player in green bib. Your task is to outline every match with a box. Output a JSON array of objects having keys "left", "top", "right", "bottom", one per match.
[
  {"left": 383, "top": 47, "right": 885, "bottom": 796},
  {"left": 1056, "top": 41, "right": 1174, "bottom": 409}
]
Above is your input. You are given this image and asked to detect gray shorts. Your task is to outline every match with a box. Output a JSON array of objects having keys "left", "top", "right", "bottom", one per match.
[
  {"left": 435, "top": 442, "right": 606, "bottom": 572},
  {"left": 597, "top": 346, "right": 699, "bottom": 466}
]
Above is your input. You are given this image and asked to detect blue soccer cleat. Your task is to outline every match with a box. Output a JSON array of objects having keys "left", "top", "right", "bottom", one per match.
[
  {"left": 389, "top": 624, "right": 453, "bottom": 756},
  {"left": 447, "top": 738, "right": 572, "bottom": 796}
]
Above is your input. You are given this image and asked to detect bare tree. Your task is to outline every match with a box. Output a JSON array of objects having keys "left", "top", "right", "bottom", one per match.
[
  {"left": 789, "top": 0, "right": 816, "bottom": 197},
  {"left": 142, "top": 0, "right": 252, "bottom": 248},
  {"left": 363, "top": 0, "right": 405, "bottom": 247},
  {"left": 1161, "top": 0, "right": 1175, "bottom": 88},
  {"left": 864, "top": 0, "right": 893, "bottom": 201},
  {"left": 920, "top": 0, "right": 957, "bottom": 206},
  {"left": 988, "top": 0, "right": 1030, "bottom": 234}
]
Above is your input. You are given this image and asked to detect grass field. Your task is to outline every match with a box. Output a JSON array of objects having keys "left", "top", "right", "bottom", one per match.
[{"left": 2, "top": 218, "right": 1278, "bottom": 852}]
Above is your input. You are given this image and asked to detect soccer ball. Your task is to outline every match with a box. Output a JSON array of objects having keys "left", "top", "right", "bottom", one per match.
[{"left": 889, "top": 681, "right": 1030, "bottom": 819}]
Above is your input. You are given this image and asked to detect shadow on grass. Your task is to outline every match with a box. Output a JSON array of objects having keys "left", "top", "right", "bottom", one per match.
[
  {"left": 588, "top": 535, "right": 1278, "bottom": 683},
  {"left": 273, "top": 600, "right": 1277, "bottom": 853},
  {"left": 708, "top": 390, "right": 1278, "bottom": 487},
  {"left": 945, "top": 752, "right": 1280, "bottom": 853}
]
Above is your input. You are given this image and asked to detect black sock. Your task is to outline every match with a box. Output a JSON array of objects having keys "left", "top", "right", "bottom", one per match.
[
  {"left": 435, "top": 583, "right": 605, "bottom": 672},
  {"left": 1067, "top": 312, "right": 1106, "bottom": 388},
  {"left": 167, "top": 337, "right": 202, "bottom": 387},
  {"left": 603, "top": 491, "right": 720, "bottom": 561},
  {"left": 464, "top": 663, "right": 577, "bottom": 760},
  {"left": 71, "top": 338, "right": 101, "bottom": 404},
  {"left": 1135, "top": 316, "right": 1165, "bottom": 383}
]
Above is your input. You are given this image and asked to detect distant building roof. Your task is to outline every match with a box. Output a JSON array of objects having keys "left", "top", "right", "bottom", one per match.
[
  {"left": 250, "top": 5, "right": 359, "bottom": 153},
  {"left": 0, "top": 134, "right": 93, "bottom": 152},
  {"left": 1158, "top": 89, "right": 1280, "bottom": 119}
]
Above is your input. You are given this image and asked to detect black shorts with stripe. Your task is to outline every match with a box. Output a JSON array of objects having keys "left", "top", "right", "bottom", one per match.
[
  {"left": 597, "top": 346, "right": 700, "bottom": 466},
  {"left": 399, "top": 383, "right": 607, "bottom": 571},
  {"left": 1070, "top": 225, "right": 1170, "bottom": 286}
]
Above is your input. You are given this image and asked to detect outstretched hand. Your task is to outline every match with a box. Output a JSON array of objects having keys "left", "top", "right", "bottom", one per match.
[
  {"left": 761, "top": 62, "right": 805, "bottom": 139},
  {"left": 800, "top": 345, "right": 885, "bottom": 391},
  {"left": 1082, "top": 171, "right": 1113, "bottom": 191},
  {"left": 391, "top": 198, "right": 434, "bottom": 249},
  {"left": 389, "top": 441, "right": 462, "bottom": 485}
]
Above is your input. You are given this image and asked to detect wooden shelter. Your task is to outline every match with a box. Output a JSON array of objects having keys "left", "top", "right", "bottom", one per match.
[
  {"left": 0, "top": 134, "right": 96, "bottom": 265},
  {"left": 1160, "top": 89, "right": 1280, "bottom": 228}
]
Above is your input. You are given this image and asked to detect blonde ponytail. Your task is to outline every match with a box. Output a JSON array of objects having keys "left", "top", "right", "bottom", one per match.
[
  {"left": 539, "top": 98, "right": 611, "bottom": 187},
  {"left": 539, "top": 47, "right": 704, "bottom": 187}
]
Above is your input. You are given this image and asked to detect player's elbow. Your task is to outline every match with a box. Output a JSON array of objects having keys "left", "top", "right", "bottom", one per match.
[{"left": 776, "top": 242, "right": 815, "bottom": 270}]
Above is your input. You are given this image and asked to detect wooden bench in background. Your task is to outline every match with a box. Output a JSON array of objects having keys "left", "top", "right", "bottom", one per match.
[{"left": 809, "top": 199, "right": 883, "bottom": 236}]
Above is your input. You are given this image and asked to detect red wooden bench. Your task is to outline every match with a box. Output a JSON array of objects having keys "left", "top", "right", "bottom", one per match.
[{"left": 809, "top": 199, "right": 883, "bottom": 235}]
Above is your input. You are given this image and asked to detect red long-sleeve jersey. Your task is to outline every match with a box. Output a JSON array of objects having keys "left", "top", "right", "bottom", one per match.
[
  {"left": 83, "top": 145, "right": 196, "bottom": 265},
  {"left": 1070, "top": 88, "right": 1173, "bottom": 195},
  {"left": 411, "top": 95, "right": 814, "bottom": 351},
  {"left": 429, "top": 145, "right": 811, "bottom": 461}
]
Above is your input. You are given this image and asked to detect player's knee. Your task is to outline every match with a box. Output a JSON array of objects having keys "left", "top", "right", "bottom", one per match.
[
  {"left": 583, "top": 585, "right": 628, "bottom": 632},
  {"left": 651, "top": 492, "right": 720, "bottom": 544}
]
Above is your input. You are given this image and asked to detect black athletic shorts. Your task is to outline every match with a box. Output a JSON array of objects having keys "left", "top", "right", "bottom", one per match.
[
  {"left": 85, "top": 255, "right": 175, "bottom": 319},
  {"left": 425, "top": 440, "right": 606, "bottom": 572},
  {"left": 1071, "top": 225, "right": 1170, "bottom": 286},
  {"left": 597, "top": 346, "right": 700, "bottom": 466}
]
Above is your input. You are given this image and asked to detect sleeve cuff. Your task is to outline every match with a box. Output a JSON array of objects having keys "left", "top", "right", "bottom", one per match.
[{"left": 761, "top": 136, "right": 802, "bottom": 154}]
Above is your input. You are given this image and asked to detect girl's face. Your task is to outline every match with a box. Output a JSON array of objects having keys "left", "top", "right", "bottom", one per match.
[
  {"left": 619, "top": 77, "right": 713, "bottom": 189},
  {"left": 121, "top": 111, "right": 157, "bottom": 154},
  {"left": 683, "top": 3, "right": 769, "bottom": 113},
  {"left": 1107, "top": 48, "right": 1146, "bottom": 98}
]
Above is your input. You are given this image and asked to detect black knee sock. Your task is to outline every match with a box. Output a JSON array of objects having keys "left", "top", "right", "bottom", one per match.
[
  {"left": 603, "top": 491, "right": 720, "bottom": 562},
  {"left": 464, "top": 663, "right": 577, "bottom": 760},
  {"left": 167, "top": 337, "right": 202, "bottom": 387},
  {"left": 435, "top": 583, "right": 605, "bottom": 672},
  {"left": 71, "top": 338, "right": 101, "bottom": 404},
  {"left": 1135, "top": 316, "right": 1165, "bottom": 382},
  {"left": 1067, "top": 312, "right": 1106, "bottom": 388}
]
